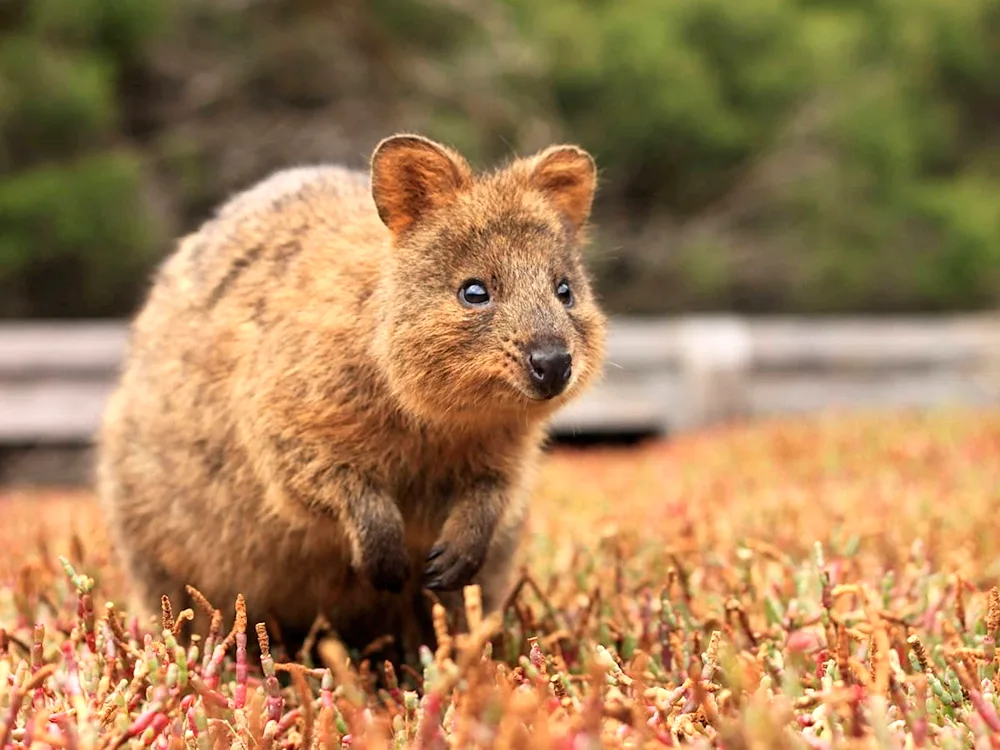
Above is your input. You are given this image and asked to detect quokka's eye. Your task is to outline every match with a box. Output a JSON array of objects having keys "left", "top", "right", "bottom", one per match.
[
  {"left": 458, "top": 279, "right": 491, "bottom": 307},
  {"left": 555, "top": 279, "right": 574, "bottom": 308}
]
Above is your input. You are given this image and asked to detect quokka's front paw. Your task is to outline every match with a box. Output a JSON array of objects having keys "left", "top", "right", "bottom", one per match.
[
  {"left": 363, "top": 547, "right": 411, "bottom": 593},
  {"left": 422, "top": 538, "right": 487, "bottom": 592},
  {"left": 358, "top": 522, "right": 411, "bottom": 593}
]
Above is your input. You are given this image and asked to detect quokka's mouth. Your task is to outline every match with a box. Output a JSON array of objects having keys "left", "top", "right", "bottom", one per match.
[
  {"left": 486, "top": 368, "right": 579, "bottom": 407},
  {"left": 516, "top": 374, "right": 578, "bottom": 404}
]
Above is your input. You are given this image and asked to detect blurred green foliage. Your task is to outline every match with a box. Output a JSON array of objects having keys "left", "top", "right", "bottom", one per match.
[
  {"left": 0, "top": 0, "right": 169, "bottom": 317},
  {"left": 2, "top": 0, "right": 999, "bottom": 317},
  {"left": 510, "top": 0, "right": 1000, "bottom": 312}
]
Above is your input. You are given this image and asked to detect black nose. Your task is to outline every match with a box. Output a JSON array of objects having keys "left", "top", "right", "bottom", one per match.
[{"left": 526, "top": 342, "right": 572, "bottom": 399}]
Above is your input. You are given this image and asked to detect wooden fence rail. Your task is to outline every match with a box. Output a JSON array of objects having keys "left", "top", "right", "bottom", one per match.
[{"left": 1, "top": 315, "right": 999, "bottom": 446}]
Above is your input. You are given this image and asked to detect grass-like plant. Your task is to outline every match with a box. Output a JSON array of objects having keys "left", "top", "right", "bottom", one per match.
[{"left": 1, "top": 409, "right": 998, "bottom": 748}]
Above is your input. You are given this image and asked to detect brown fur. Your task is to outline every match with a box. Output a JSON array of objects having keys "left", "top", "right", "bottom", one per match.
[{"left": 95, "top": 134, "right": 607, "bottom": 665}]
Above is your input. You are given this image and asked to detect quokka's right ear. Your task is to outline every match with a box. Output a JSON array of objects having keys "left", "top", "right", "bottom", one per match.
[{"left": 370, "top": 134, "right": 473, "bottom": 236}]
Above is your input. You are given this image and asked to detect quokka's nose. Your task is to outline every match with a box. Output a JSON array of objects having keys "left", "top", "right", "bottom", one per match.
[{"left": 526, "top": 341, "right": 572, "bottom": 399}]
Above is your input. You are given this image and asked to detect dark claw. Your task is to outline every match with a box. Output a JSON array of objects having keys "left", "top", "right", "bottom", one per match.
[
  {"left": 422, "top": 545, "right": 482, "bottom": 591},
  {"left": 424, "top": 560, "right": 444, "bottom": 580},
  {"left": 423, "top": 545, "right": 450, "bottom": 581}
]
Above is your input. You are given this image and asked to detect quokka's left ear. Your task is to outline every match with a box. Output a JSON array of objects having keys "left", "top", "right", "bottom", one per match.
[{"left": 527, "top": 145, "right": 597, "bottom": 232}]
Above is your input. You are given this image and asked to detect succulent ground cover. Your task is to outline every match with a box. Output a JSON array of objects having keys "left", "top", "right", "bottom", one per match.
[{"left": 1, "top": 408, "right": 999, "bottom": 748}]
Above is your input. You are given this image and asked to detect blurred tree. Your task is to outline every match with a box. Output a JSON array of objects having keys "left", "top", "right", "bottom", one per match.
[
  {"left": 0, "top": 0, "right": 171, "bottom": 317},
  {"left": 1, "top": 0, "right": 999, "bottom": 317},
  {"left": 508, "top": 0, "right": 815, "bottom": 215},
  {"left": 510, "top": 0, "right": 1000, "bottom": 313}
]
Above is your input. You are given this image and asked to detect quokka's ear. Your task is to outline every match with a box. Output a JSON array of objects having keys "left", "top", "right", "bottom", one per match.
[
  {"left": 528, "top": 145, "right": 597, "bottom": 233},
  {"left": 370, "top": 134, "right": 473, "bottom": 236}
]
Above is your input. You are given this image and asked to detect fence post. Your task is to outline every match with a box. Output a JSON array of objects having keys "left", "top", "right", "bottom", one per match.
[{"left": 674, "top": 316, "right": 753, "bottom": 431}]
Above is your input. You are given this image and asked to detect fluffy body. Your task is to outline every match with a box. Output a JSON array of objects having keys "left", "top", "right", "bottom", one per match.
[{"left": 96, "top": 135, "right": 607, "bottom": 663}]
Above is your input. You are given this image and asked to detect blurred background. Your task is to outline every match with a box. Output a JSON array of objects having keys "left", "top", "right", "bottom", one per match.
[
  {"left": 6, "top": 0, "right": 1000, "bottom": 319},
  {"left": 1, "top": 0, "right": 1000, "bottom": 483}
]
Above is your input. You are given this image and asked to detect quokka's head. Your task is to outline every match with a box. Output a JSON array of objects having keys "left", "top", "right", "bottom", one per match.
[{"left": 369, "top": 133, "right": 607, "bottom": 427}]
